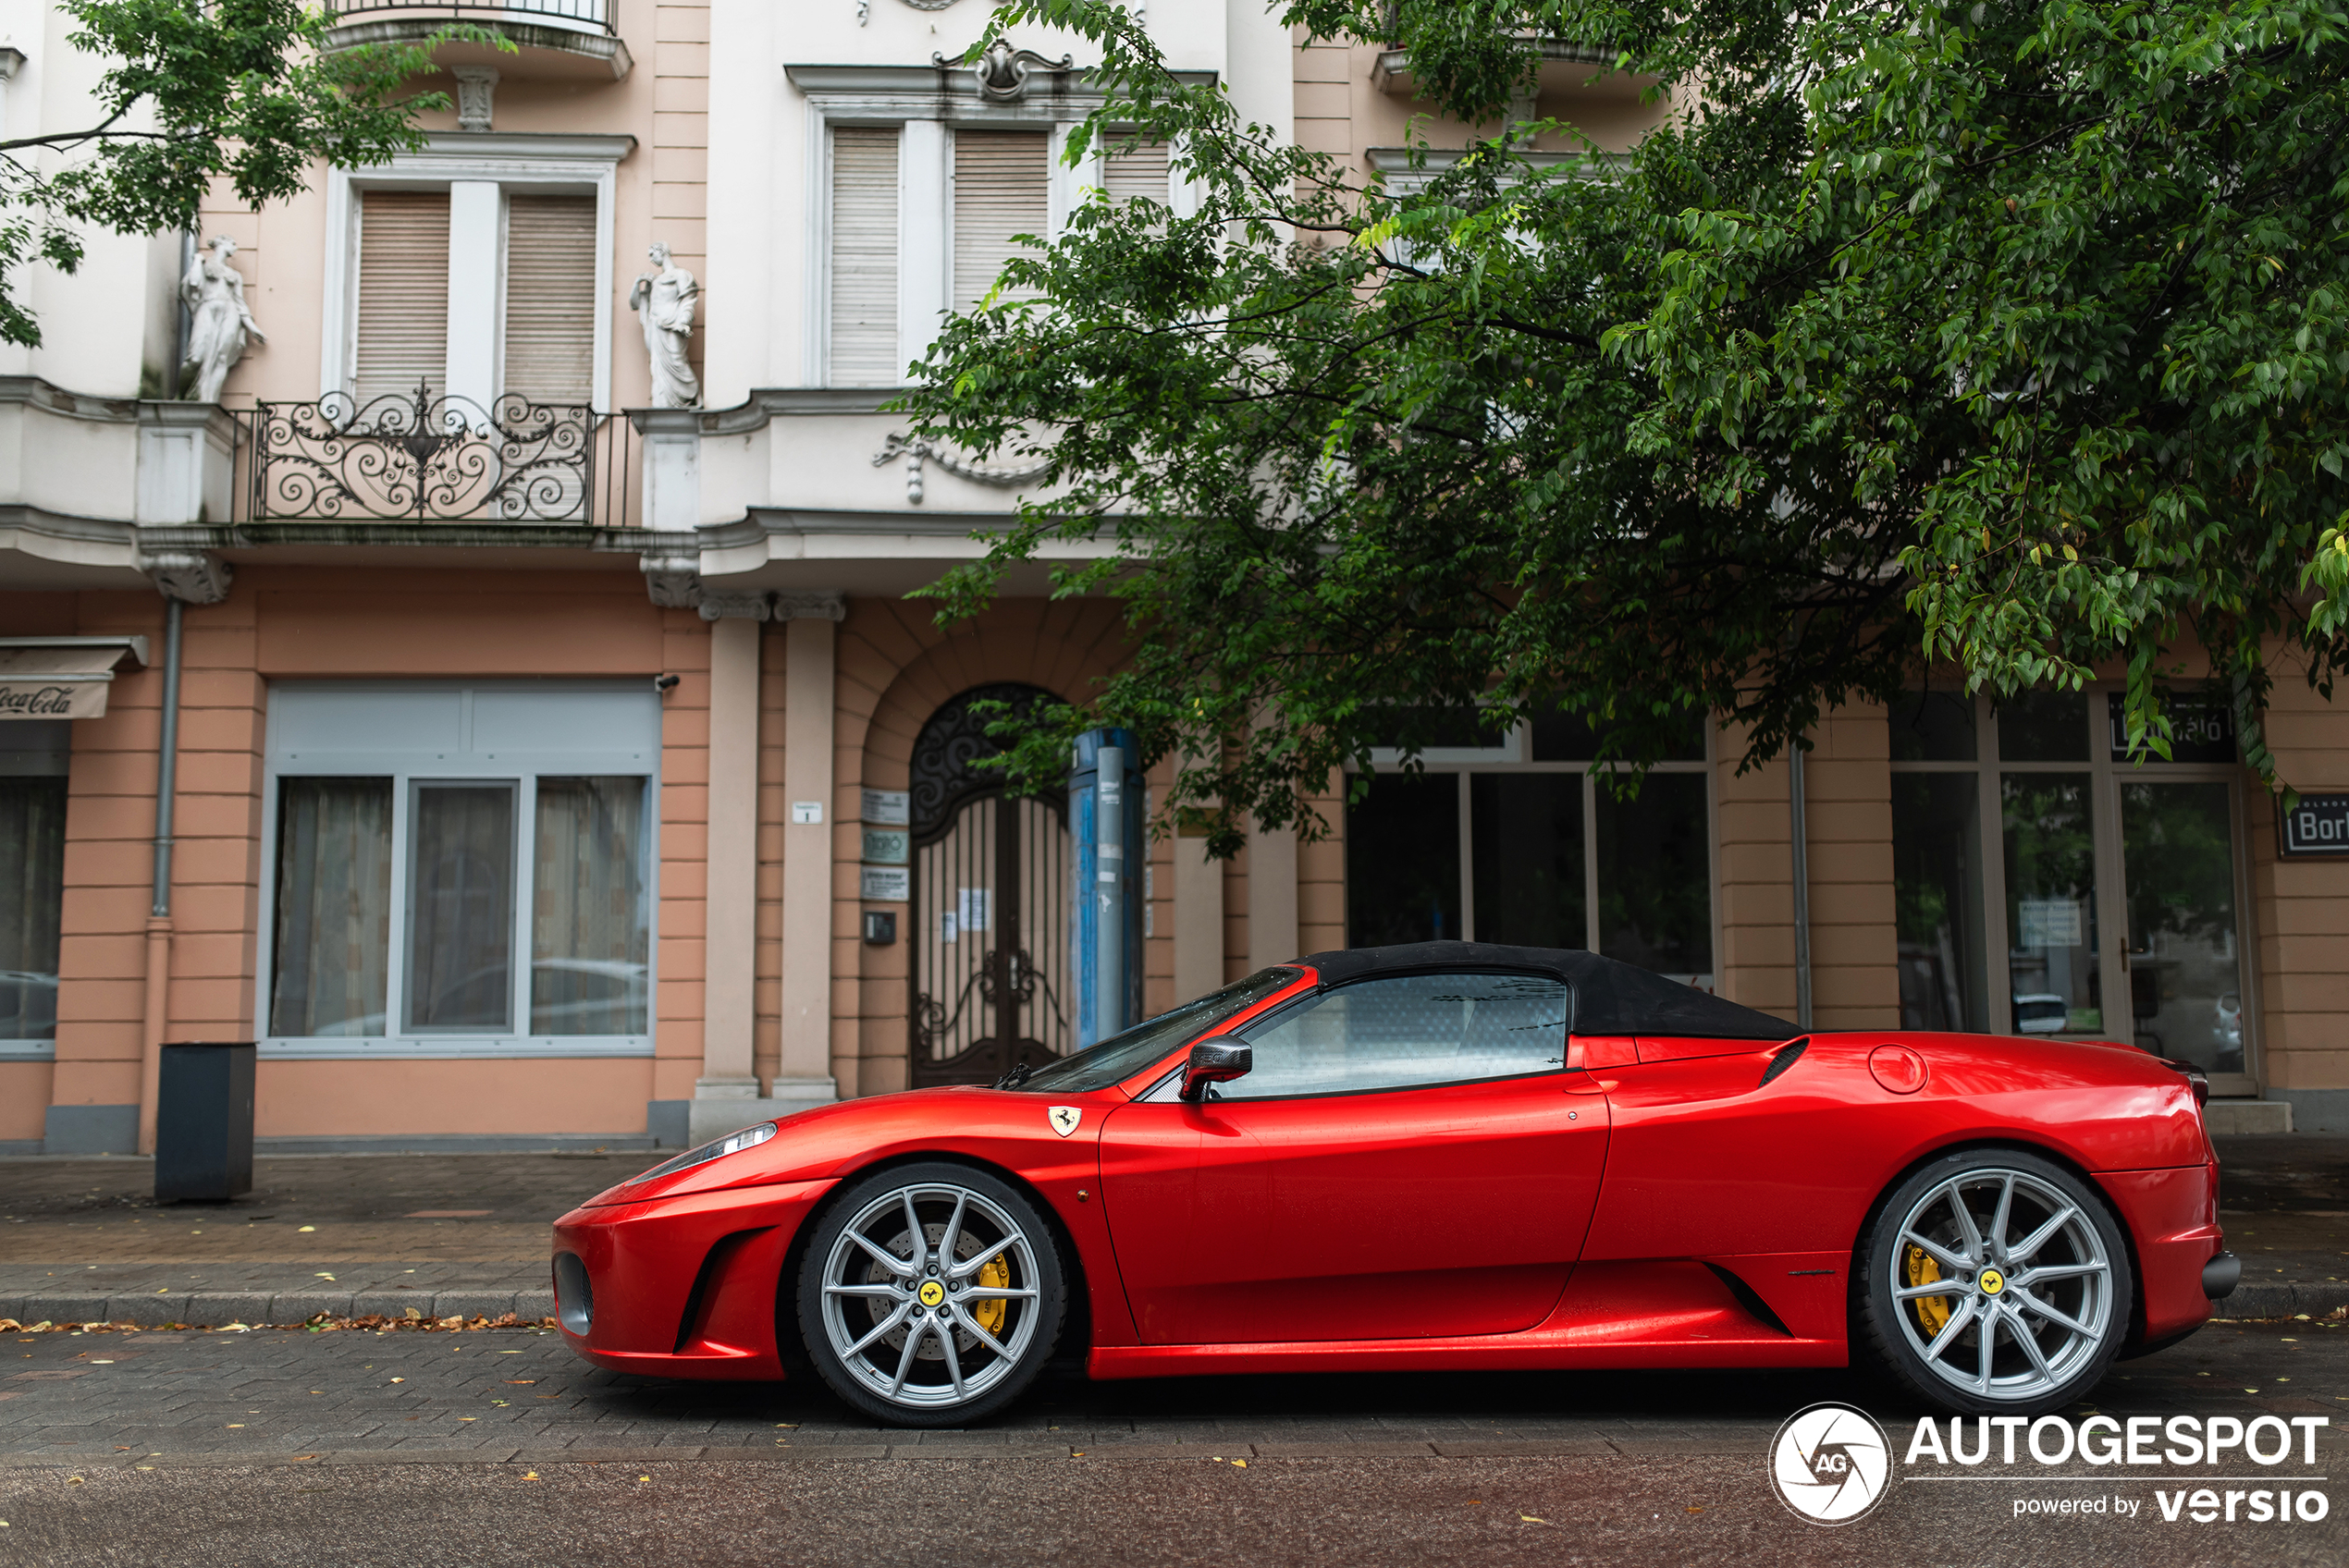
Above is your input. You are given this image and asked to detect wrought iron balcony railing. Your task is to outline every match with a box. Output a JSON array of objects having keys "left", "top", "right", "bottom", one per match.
[
  {"left": 240, "top": 386, "right": 636, "bottom": 527},
  {"left": 330, "top": 0, "right": 616, "bottom": 34}
]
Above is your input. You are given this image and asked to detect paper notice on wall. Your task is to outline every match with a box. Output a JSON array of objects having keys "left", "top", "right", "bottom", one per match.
[
  {"left": 958, "top": 888, "right": 992, "bottom": 932},
  {"left": 859, "top": 865, "right": 910, "bottom": 902},
  {"left": 2017, "top": 899, "right": 2085, "bottom": 949},
  {"left": 862, "top": 789, "right": 910, "bottom": 826},
  {"left": 939, "top": 912, "right": 958, "bottom": 945}
]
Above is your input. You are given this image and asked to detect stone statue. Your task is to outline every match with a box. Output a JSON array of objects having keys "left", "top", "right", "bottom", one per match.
[
  {"left": 179, "top": 235, "right": 264, "bottom": 403},
  {"left": 629, "top": 240, "right": 701, "bottom": 409}
]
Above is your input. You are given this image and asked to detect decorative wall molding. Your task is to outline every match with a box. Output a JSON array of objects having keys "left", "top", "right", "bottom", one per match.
[
  {"left": 698, "top": 590, "right": 773, "bottom": 622},
  {"left": 874, "top": 432, "right": 1052, "bottom": 505},
  {"left": 134, "top": 543, "right": 234, "bottom": 605},
  {"left": 774, "top": 590, "right": 847, "bottom": 622},
  {"left": 453, "top": 67, "right": 500, "bottom": 132},
  {"left": 945, "top": 41, "right": 1076, "bottom": 104}
]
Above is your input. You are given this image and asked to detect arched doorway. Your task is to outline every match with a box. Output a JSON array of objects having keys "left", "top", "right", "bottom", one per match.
[{"left": 908, "top": 685, "right": 1075, "bottom": 1085}]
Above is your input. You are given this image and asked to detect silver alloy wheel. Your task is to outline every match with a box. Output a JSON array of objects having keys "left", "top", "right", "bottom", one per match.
[
  {"left": 1888, "top": 1166, "right": 2116, "bottom": 1403},
  {"left": 816, "top": 1180, "right": 1042, "bottom": 1411}
]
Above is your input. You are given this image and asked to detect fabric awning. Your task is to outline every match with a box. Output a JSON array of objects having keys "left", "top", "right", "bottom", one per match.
[{"left": 0, "top": 637, "right": 147, "bottom": 721}]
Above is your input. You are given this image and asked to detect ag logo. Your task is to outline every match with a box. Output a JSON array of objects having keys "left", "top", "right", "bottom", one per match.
[
  {"left": 1047, "top": 1106, "right": 1082, "bottom": 1138},
  {"left": 1768, "top": 1402, "right": 1891, "bottom": 1525}
]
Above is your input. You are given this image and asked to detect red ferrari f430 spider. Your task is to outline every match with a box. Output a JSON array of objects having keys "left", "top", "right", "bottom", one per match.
[{"left": 552, "top": 941, "right": 2234, "bottom": 1426}]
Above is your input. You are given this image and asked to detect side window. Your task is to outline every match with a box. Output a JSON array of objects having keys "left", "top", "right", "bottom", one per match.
[{"left": 1218, "top": 973, "right": 1568, "bottom": 1099}]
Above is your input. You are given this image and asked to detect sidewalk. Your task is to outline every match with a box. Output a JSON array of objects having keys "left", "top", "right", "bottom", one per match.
[
  {"left": 0, "top": 1151, "right": 646, "bottom": 1328},
  {"left": 2, "top": 1139, "right": 2345, "bottom": 1329}
]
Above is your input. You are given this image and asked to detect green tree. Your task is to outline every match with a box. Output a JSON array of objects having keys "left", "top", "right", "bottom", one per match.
[
  {"left": 904, "top": 0, "right": 2349, "bottom": 855},
  {"left": 0, "top": 0, "right": 494, "bottom": 350}
]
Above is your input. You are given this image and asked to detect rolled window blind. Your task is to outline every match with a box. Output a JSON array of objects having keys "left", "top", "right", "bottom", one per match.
[
  {"left": 829, "top": 127, "right": 901, "bottom": 387},
  {"left": 353, "top": 190, "right": 451, "bottom": 409},
  {"left": 503, "top": 195, "right": 598, "bottom": 406},
  {"left": 1101, "top": 137, "right": 1171, "bottom": 208},
  {"left": 952, "top": 129, "right": 1050, "bottom": 312}
]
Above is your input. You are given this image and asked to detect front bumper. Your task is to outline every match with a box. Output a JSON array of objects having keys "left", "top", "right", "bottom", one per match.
[{"left": 551, "top": 1177, "right": 834, "bottom": 1381}]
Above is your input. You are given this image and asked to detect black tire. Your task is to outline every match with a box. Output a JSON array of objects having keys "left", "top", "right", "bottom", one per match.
[
  {"left": 1853, "top": 1146, "right": 2133, "bottom": 1416},
  {"left": 794, "top": 1160, "right": 1065, "bottom": 1427}
]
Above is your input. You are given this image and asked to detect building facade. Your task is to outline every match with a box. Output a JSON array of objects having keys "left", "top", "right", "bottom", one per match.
[{"left": 3, "top": 1, "right": 2343, "bottom": 1156}]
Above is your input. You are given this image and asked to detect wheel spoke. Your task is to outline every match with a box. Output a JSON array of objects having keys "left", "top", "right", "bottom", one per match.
[
  {"left": 844, "top": 1301, "right": 911, "bottom": 1359},
  {"left": 1901, "top": 1231, "right": 1972, "bottom": 1273},
  {"left": 937, "top": 1191, "right": 971, "bottom": 1276},
  {"left": 937, "top": 1314, "right": 966, "bottom": 1399},
  {"left": 847, "top": 1230, "right": 916, "bottom": 1277},
  {"left": 2006, "top": 1304, "right": 2056, "bottom": 1381},
  {"left": 1921, "top": 1294, "right": 1982, "bottom": 1363},
  {"left": 887, "top": 1317, "right": 927, "bottom": 1397},
  {"left": 1948, "top": 1186, "right": 1986, "bottom": 1263},
  {"left": 2017, "top": 1262, "right": 2106, "bottom": 1287},
  {"left": 1974, "top": 1295, "right": 1997, "bottom": 1391},
  {"left": 825, "top": 1283, "right": 905, "bottom": 1299},
  {"left": 1895, "top": 1280, "right": 1968, "bottom": 1301},
  {"left": 959, "top": 1286, "right": 1039, "bottom": 1301},
  {"left": 900, "top": 1192, "right": 929, "bottom": 1272},
  {"left": 2013, "top": 1289, "right": 2093, "bottom": 1338},
  {"left": 959, "top": 1314, "right": 1017, "bottom": 1363},
  {"left": 1987, "top": 1173, "right": 2017, "bottom": 1258},
  {"left": 2010, "top": 1206, "right": 2079, "bottom": 1263}
]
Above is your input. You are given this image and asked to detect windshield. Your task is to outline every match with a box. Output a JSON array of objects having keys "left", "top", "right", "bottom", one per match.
[{"left": 1003, "top": 968, "right": 1304, "bottom": 1094}]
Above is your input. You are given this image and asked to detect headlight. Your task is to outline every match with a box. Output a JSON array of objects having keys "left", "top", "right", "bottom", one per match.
[{"left": 630, "top": 1120, "right": 777, "bottom": 1185}]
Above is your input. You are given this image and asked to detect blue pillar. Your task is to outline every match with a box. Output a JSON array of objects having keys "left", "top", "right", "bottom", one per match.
[{"left": 1070, "top": 729, "right": 1143, "bottom": 1047}]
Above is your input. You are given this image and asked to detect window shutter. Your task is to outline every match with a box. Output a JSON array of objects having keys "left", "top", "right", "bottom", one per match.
[
  {"left": 502, "top": 195, "right": 598, "bottom": 406},
  {"left": 1101, "top": 138, "right": 1171, "bottom": 209},
  {"left": 829, "top": 127, "right": 901, "bottom": 387},
  {"left": 952, "top": 129, "right": 1050, "bottom": 313},
  {"left": 352, "top": 190, "right": 451, "bottom": 409}
]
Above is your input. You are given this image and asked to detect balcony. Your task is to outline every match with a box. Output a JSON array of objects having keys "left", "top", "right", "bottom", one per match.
[
  {"left": 325, "top": 1, "right": 631, "bottom": 81},
  {"left": 232, "top": 386, "right": 638, "bottom": 532}
]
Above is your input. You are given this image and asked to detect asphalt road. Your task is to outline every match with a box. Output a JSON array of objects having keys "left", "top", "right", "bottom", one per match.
[{"left": 1, "top": 1316, "right": 2343, "bottom": 1565}]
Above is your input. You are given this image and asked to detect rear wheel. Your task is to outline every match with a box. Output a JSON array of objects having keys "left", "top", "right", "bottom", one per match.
[
  {"left": 795, "top": 1161, "right": 1064, "bottom": 1427},
  {"left": 1854, "top": 1148, "right": 2131, "bottom": 1415}
]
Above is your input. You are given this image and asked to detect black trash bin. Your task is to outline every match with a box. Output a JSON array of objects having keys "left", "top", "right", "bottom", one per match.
[{"left": 154, "top": 1041, "right": 256, "bottom": 1202}]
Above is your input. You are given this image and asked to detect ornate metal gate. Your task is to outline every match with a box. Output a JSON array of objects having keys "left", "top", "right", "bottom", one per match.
[{"left": 908, "top": 686, "right": 1075, "bottom": 1085}]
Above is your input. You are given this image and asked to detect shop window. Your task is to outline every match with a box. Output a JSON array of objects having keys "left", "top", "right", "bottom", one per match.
[
  {"left": 260, "top": 685, "right": 656, "bottom": 1058},
  {"left": 0, "top": 721, "right": 68, "bottom": 1053},
  {"left": 1888, "top": 686, "right": 2253, "bottom": 1085},
  {"left": 1346, "top": 708, "right": 1716, "bottom": 987}
]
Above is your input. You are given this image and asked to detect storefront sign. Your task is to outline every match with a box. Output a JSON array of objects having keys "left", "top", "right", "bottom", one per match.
[
  {"left": 861, "top": 827, "right": 908, "bottom": 864},
  {"left": 0, "top": 641, "right": 143, "bottom": 720},
  {"left": 2281, "top": 794, "right": 2349, "bottom": 857},
  {"left": 861, "top": 788, "right": 909, "bottom": 826}
]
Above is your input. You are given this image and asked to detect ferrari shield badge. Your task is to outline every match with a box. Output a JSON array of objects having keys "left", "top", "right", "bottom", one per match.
[{"left": 1047, "top": 1106, "right": 1082, "bottom": 1138}]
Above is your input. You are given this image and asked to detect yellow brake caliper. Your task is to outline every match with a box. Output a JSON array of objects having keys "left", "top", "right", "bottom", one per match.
[
  {"left": 973, "top": 1253, "right": 1009, "bottom": 1337},
  {"left": 1905, "top": 1244, "right": 1951, "bottom": 1337}
]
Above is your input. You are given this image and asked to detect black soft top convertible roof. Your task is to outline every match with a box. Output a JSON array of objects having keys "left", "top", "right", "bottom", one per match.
[{"left": 1297, "top": 940, "right": 1795, "bottom": 1041}]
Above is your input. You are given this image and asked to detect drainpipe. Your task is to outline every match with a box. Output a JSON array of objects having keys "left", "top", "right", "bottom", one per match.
[
  {"left": 1789, "top": 734, "right": 1814, "bottom": 1032},
  {"left": 138, "top": 596, "right": 185, "bottom": 1154}
]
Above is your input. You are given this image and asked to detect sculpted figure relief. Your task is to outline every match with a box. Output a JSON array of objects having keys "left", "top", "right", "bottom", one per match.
[
  {"left": 629, "top": 240, "right": 702, "bottom": 409},
  {"left": 179, "top": 235, "right": 265, "bottom": 403}
]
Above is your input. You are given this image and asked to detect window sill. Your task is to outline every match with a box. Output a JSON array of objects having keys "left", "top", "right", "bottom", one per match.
[
  {"left": 0, "top": 1041, "right": 56, "bottom": 1060},
  {"left": 258, "top": 1036, "right": 653, "bottom": 1060}
]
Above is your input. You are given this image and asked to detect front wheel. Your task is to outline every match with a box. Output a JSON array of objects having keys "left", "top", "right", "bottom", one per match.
[
  {"left": 1854, "top": 1148, "right": 2133, "bottom": 1415},
  {"left": 795, "top": 1161, "right": 1064, "bottom": 1427}
]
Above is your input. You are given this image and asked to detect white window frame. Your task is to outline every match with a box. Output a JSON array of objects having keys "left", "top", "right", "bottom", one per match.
[
  {"left": 1351, "top": 717, "right": 1724, "bottom": 989},
  {"left": 790, "top": 67, "right": 1206, "bottom": 387},
  {"left": 255, "top": 680, "right": 659, "bottom": 1060},
  {"left": 1888, "top": 684, "right": 2260, "bottom": 1094},
  {"left": 321, "top": 133, "right": 633, "bottom": 410}
]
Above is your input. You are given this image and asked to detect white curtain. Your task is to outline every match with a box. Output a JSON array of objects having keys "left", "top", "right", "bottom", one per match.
[
  {"left": 270, "top": 778, "right": 393, "bottom": 1036},
  {"left": 406, "top": 784, "right": 516, "bottom": 1032},
  {"left": 532, "top": 776, "right": 647, "bottom": 1035}
]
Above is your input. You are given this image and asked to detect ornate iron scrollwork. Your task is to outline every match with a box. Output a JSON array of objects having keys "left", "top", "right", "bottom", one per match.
[
  {"left": 908, "top": 683, "right": 1059, "bottom": 838},
  {"left": 250, "top": 383, "right": 598, "bottom": 522}
]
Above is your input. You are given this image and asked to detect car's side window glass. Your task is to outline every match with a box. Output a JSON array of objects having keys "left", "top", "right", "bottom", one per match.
[{"left": 1216, "top": 972, "right": 1569, "bottom": 1100}]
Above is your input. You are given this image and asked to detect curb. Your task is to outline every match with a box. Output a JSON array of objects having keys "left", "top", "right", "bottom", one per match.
[
  {"left": 2213, "top": 1282, "right": 2349, "bottom": 1321},
  {"left": 0, "top": 1288, "right": 556, "bottom": 1328}
]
